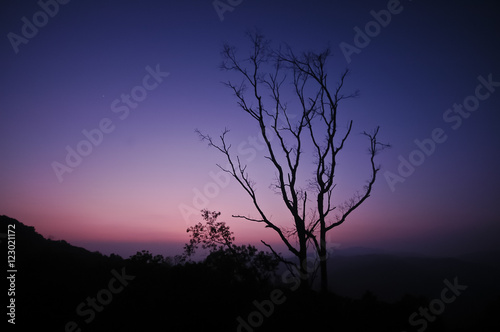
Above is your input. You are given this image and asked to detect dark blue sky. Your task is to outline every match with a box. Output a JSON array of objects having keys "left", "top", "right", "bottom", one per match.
[{"left": 1, "top": 0, "right": 499, "bottom": 258}]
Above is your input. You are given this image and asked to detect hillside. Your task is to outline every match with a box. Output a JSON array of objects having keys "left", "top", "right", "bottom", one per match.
[{"left": 1, "top": 215, "right": 499, "bottom": 331}]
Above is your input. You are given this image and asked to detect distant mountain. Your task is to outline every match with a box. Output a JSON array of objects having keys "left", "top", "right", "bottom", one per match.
[
  {"left": 329, "top": 246, "right": 388, "bottom": 256},
  {"left": 458, "top": 250, "right": 500, "bottom": 269},
  {"left": 326, "top": 253, "right": 500, "bottom": 302}
]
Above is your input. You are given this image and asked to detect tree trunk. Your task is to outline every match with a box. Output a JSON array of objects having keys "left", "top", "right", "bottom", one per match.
[
  {"left": 297, "top": 250, "right": 310, "bottom": 291},
  {"left": 319, "top": 230, "right": 328, "bottom": 293},
  {"left": 297, "top": 220, "right": 310, "bottom": 291}
]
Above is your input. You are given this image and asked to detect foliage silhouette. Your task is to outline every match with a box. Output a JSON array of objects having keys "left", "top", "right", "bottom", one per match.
[{"left": 183, "top": 209, "right": 279, "bottom": 285}]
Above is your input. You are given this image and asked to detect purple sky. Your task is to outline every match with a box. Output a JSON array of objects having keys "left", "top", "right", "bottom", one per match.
[{"left": 1, "top": 0, "right": 499, "bottom": 258}]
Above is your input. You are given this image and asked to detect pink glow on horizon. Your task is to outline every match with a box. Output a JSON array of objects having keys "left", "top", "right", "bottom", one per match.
[{"left": 1, "top": 0, "right": 499, "bottom": 260}]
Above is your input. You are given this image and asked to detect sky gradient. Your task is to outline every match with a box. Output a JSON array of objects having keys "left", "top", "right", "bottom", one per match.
[{"left": 1, "top": 0, "right": 499, "bottom": 258}]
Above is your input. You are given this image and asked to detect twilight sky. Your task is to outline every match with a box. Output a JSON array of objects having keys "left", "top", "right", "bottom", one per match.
[{"left": 1, "top": 0, "right": 499, "bottom": 258}]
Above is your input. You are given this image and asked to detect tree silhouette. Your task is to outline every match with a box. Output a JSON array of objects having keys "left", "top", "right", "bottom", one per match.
[
  {"left": 197, "top": 32, "right": 389, "bottom": 292},
  {"left": 184, "top": 209, "right": 279, "bottom": 284},
  {"left": 183, "top": 210, "right": 235, "bottom": 257}
]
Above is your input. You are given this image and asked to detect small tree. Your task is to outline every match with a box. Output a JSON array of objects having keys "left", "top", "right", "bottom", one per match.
[
  {"left": 184, "top": 209, "right": 279, "bottom": 284},
  {"left": 184, "top": 210, "right": 233, "bottom": 257}
]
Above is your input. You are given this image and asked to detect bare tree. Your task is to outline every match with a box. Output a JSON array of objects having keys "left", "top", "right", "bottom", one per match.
[{"left": 197, "top": 32, "right": 389, "bottom": 292}]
